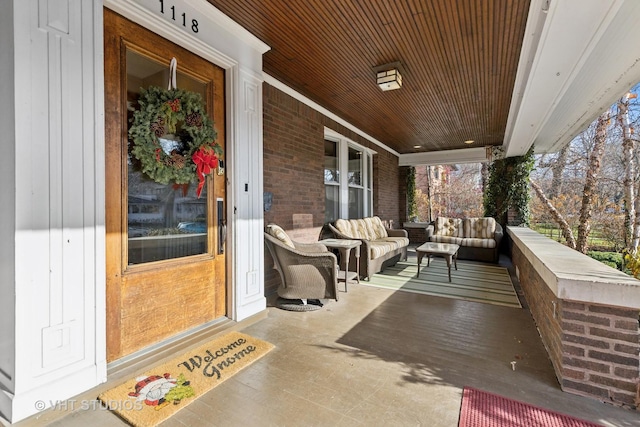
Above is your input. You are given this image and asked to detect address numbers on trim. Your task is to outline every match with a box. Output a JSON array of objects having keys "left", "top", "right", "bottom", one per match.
[{"left": 158, "top": 0, "right": 199, "bottom": 33}]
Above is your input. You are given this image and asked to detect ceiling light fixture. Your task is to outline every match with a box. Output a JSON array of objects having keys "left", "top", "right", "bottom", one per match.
[
  {"left": 464, "top": 139, "right": 475, "bottom": 144},
  {"left": 413, "top": 145, "right": 421, "bottom": 149},
  {"left": 373, "top": 61, "right": 404, "bottom": 91}
]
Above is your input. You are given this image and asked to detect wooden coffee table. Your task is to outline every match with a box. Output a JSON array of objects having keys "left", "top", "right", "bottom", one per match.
[{"left": 416, "top": 242, "right": 460, "bottom": 282}]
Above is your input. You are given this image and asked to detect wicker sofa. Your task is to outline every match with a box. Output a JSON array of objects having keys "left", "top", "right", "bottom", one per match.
[
  {"left": 328, "top": 216, "right": 410, "bottom": 280},
  {"left": 425, "top": 217, "right": 503, "bottom": 263}
]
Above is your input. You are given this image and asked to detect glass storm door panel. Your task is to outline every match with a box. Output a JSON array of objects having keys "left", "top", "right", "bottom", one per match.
[
  {"left": 126, "top": 50, "right": 209, "bottom": 265},
  {"left": 104, "top": 9, "right": 227, "bottom": 362}
]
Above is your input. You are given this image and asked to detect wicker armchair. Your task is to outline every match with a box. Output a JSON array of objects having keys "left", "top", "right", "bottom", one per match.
[{"left": 264, "top": 225, "right": 339, "bottom": 306}]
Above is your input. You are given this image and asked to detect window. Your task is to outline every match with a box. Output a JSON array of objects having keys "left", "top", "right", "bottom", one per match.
[
  {"left": 125, "top": 48, "right": 209, "bottom": 265},
  {"left": 324, "top": 129, "right": 374, "bottom": 222},
  {"left": 324, "top": 139, "right": 340, "bottom": 222}
]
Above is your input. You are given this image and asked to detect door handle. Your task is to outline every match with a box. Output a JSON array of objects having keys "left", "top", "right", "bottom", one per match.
[{"left": 219, "top": 221, "right": 226, "bottom": 254}]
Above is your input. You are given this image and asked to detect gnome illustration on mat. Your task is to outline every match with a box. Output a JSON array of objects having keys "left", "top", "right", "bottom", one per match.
[{"left": 128, "top": 373, "right": 177, "bottom": 408}]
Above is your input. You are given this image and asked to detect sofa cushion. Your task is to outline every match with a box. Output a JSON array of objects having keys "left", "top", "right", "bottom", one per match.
[
  {"left": 379, "top": 236, "right": 410, "bottom": 250},
  {"left": 460, "top": 237, "right": 496, "bottom": 248},
  {"left": 265, "top": 224, "right": 295, "bottom": 249},
  {"left": 367, "top": 236, "right": 407, "bottom": 258},
  {"left": 431, "top": 235, "right": 463, "bottom": 245},
  {"left": 369, "top": 240, "right": 396, "bottom": 259},
  {"left": 335, "top": 218, "right": 366, "bottom": 239},
  {"left": 334, "top": 216, "right": 388, "bottom": 240},
  {"left": 465, "top": 217, "right": 496, "bottom": 239},
  {"left": 435, "top": 217, "right": 463, "bottom": 237},
  {"left": 367, "top": 216, "right": 389, "bottom": 239}
]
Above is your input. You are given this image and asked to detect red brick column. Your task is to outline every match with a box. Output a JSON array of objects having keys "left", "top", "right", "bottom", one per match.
[
  {"left": 404, "top": 224, "right": 429, "bottom": 244},
  {"left": 561, "top": 302, "right": 640, "bottom": 406}
]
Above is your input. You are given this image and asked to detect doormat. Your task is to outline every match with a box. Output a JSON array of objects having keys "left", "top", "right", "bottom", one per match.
[
  {"left": 364, "top": 257, "right": 521, "bottom": 308},
  {"left": 99, "top": 331, "right": 274, "bottom": 427},
  {"left": 458, "top": 387, "right": 603, "bottom": 427}
]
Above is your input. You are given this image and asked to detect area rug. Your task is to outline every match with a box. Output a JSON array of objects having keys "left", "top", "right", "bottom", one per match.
[
  {"left": 99, "top": 331, "right": 274, "bottom": 427},
  {"left": 363, "top": 256, "right": 521, "bottom": 308},
  {"left": 458, "top": 387, "right": 603, "bottom": 427}
]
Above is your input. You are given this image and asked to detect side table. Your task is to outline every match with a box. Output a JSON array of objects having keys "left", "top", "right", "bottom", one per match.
[{"left": 319, "top": 239, "right": 361, "bottom": 292}]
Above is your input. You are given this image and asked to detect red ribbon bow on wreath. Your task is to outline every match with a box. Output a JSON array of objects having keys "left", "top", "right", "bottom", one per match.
[{"left": 192, "top": 145, "right": 219, "bottom": 198}]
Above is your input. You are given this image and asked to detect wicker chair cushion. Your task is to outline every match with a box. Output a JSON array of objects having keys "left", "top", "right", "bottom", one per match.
[{"left": 265, "top": 224, "right": 295, "bottom": 248}]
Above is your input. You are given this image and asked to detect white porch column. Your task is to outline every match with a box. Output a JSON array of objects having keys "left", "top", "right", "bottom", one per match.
[
  {"left": 232, "top": 68, "right": 267, "bottom": 320},
  {"left": 0, "top": 0, "right": 106, "bottom": 423}
]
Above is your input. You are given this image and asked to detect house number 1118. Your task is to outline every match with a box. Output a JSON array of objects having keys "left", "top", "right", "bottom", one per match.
[{"left": 159, "top": 0, "right": 199, "bottom": 33}]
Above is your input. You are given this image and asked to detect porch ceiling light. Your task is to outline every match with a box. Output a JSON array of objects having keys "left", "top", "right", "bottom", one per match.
[{"left": 374, "top": 61, "right": 404, "bottom": 91}]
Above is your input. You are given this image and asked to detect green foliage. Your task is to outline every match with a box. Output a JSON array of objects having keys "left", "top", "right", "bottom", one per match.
[
  {"left": 129, "top": 86, "right": 220, "bottom": 184},
  {"left": 623, "top": 250, "right": 640, "bottom": 279},
  {"left": 587, "top": 251, "right": 623, "bottom": 270},
  {"left": 484, "top": 146, "right": 535, "bottom": 226},
  {"left": 532, "top": 222, "right": 621, "bottom": 251},
  {"left": 407, "top": 167, "right": 418, "bottom": 220}
]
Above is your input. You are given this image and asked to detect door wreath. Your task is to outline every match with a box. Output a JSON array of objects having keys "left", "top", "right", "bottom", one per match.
[{"left": 129, "top": 85, "right": 223, "bottom": 197}]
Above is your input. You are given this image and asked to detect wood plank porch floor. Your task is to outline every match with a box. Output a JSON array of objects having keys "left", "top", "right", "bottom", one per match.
[{"left": 12, "top": 255, "right": 638, "bottom": 427}]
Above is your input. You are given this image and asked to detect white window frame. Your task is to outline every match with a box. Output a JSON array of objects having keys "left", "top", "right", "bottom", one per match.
[{"left": 324, "top": 128, "right": 375, "bottom": 219}]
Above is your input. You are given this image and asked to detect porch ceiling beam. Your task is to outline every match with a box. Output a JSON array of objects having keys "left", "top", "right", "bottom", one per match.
[
  {"left": 398, "top": 147, "right": 487, "bottom": 167},
  {"left": 504, "top": 0, "right": 640, "bottom": 157}
]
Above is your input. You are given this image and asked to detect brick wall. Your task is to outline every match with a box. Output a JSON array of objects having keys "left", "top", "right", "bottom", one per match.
[
  {"left": 263, "top": 85, "right": 324, "bottom": 241},
  {"left": 561, "top": 302, "right": 640, "bottom": 407},
  {"left": 374, "top": 151, "right": 402, "bottom": 221},
  {"left": 512, "top": 244, "right": 640, "bottom": 408},
  {"left": 398, "top": 166, "right": 409, "bottom": 223},
  {"left": 405, "top": 226, "right": 429, "bottom": 244},
  {"left": 263, "top": 83, "right": 402, "bottom": 296}
]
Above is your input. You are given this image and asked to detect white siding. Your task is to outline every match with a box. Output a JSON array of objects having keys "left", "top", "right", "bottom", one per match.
[{"left": 0, "top": 0, "right": 106, "bottom": 422}]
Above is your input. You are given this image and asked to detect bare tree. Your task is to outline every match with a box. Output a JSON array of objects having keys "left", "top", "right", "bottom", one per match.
[
  {"left": 618, "top": 93, "right": 636, "bottom": 248},
  {"left": 549, "top": 144, "right": 570, "bottom": 199},
  {"left": 530, "top": 179, "right": 577, "bottom": 249},
  {"left": 530, "top": 84, "right": 640, "bottom": 258},
  {"left": 531, "top": 111, "right": 610, "bottom": 253},
  {"left": 480, "top": 161, "right": 489, "bottom": 193},
  {"left": 576, "top": 111, "right": 609, "bottom": 253}
]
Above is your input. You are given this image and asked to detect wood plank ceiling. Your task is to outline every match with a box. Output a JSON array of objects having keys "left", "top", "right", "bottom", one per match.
[{"left": 206, "top": 0, "right": 531, "bottom": 155}]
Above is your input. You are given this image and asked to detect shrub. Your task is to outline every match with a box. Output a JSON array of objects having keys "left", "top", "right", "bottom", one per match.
[{"left": 587, "top": 251, "right": 623, "bottom": 270}]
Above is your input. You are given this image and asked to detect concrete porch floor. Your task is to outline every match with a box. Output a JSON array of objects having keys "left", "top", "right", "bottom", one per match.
[{"left": 11, "top": 257, "right": 639, "bottom": 427}]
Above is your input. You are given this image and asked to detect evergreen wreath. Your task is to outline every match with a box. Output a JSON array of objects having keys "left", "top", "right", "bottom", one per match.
[{"left": 129, "top": 86, "right": 223, "bottom": 196}]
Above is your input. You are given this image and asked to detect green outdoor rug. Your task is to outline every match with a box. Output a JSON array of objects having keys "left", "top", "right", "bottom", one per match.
[{"left": 363, "top": 256, "right": 521, "bottom": 308}]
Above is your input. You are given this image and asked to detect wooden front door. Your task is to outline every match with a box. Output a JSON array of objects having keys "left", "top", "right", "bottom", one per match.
[{"left": 104, "top": 9, "right": 226, "bottom": 362}]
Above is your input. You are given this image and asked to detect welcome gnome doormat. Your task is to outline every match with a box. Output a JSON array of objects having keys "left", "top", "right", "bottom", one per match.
[{"left": 99, "top": 331, "right": 274, "bottom": 427}]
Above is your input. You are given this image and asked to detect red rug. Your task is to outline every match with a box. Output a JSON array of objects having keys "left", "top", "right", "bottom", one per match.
[{"left": 459, "top": 387, "right": 603, "bottom": 427}]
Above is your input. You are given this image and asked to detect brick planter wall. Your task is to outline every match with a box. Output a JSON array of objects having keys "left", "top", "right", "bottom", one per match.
[
  {"left": 403, "top": 224, "right": 429, "bottom": 244},
  {"left": 512, "top": 244, "right": 640, "bottom": 408},
  {"left": 263, "top": 83, "right": 402, "bottom": 296}
]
